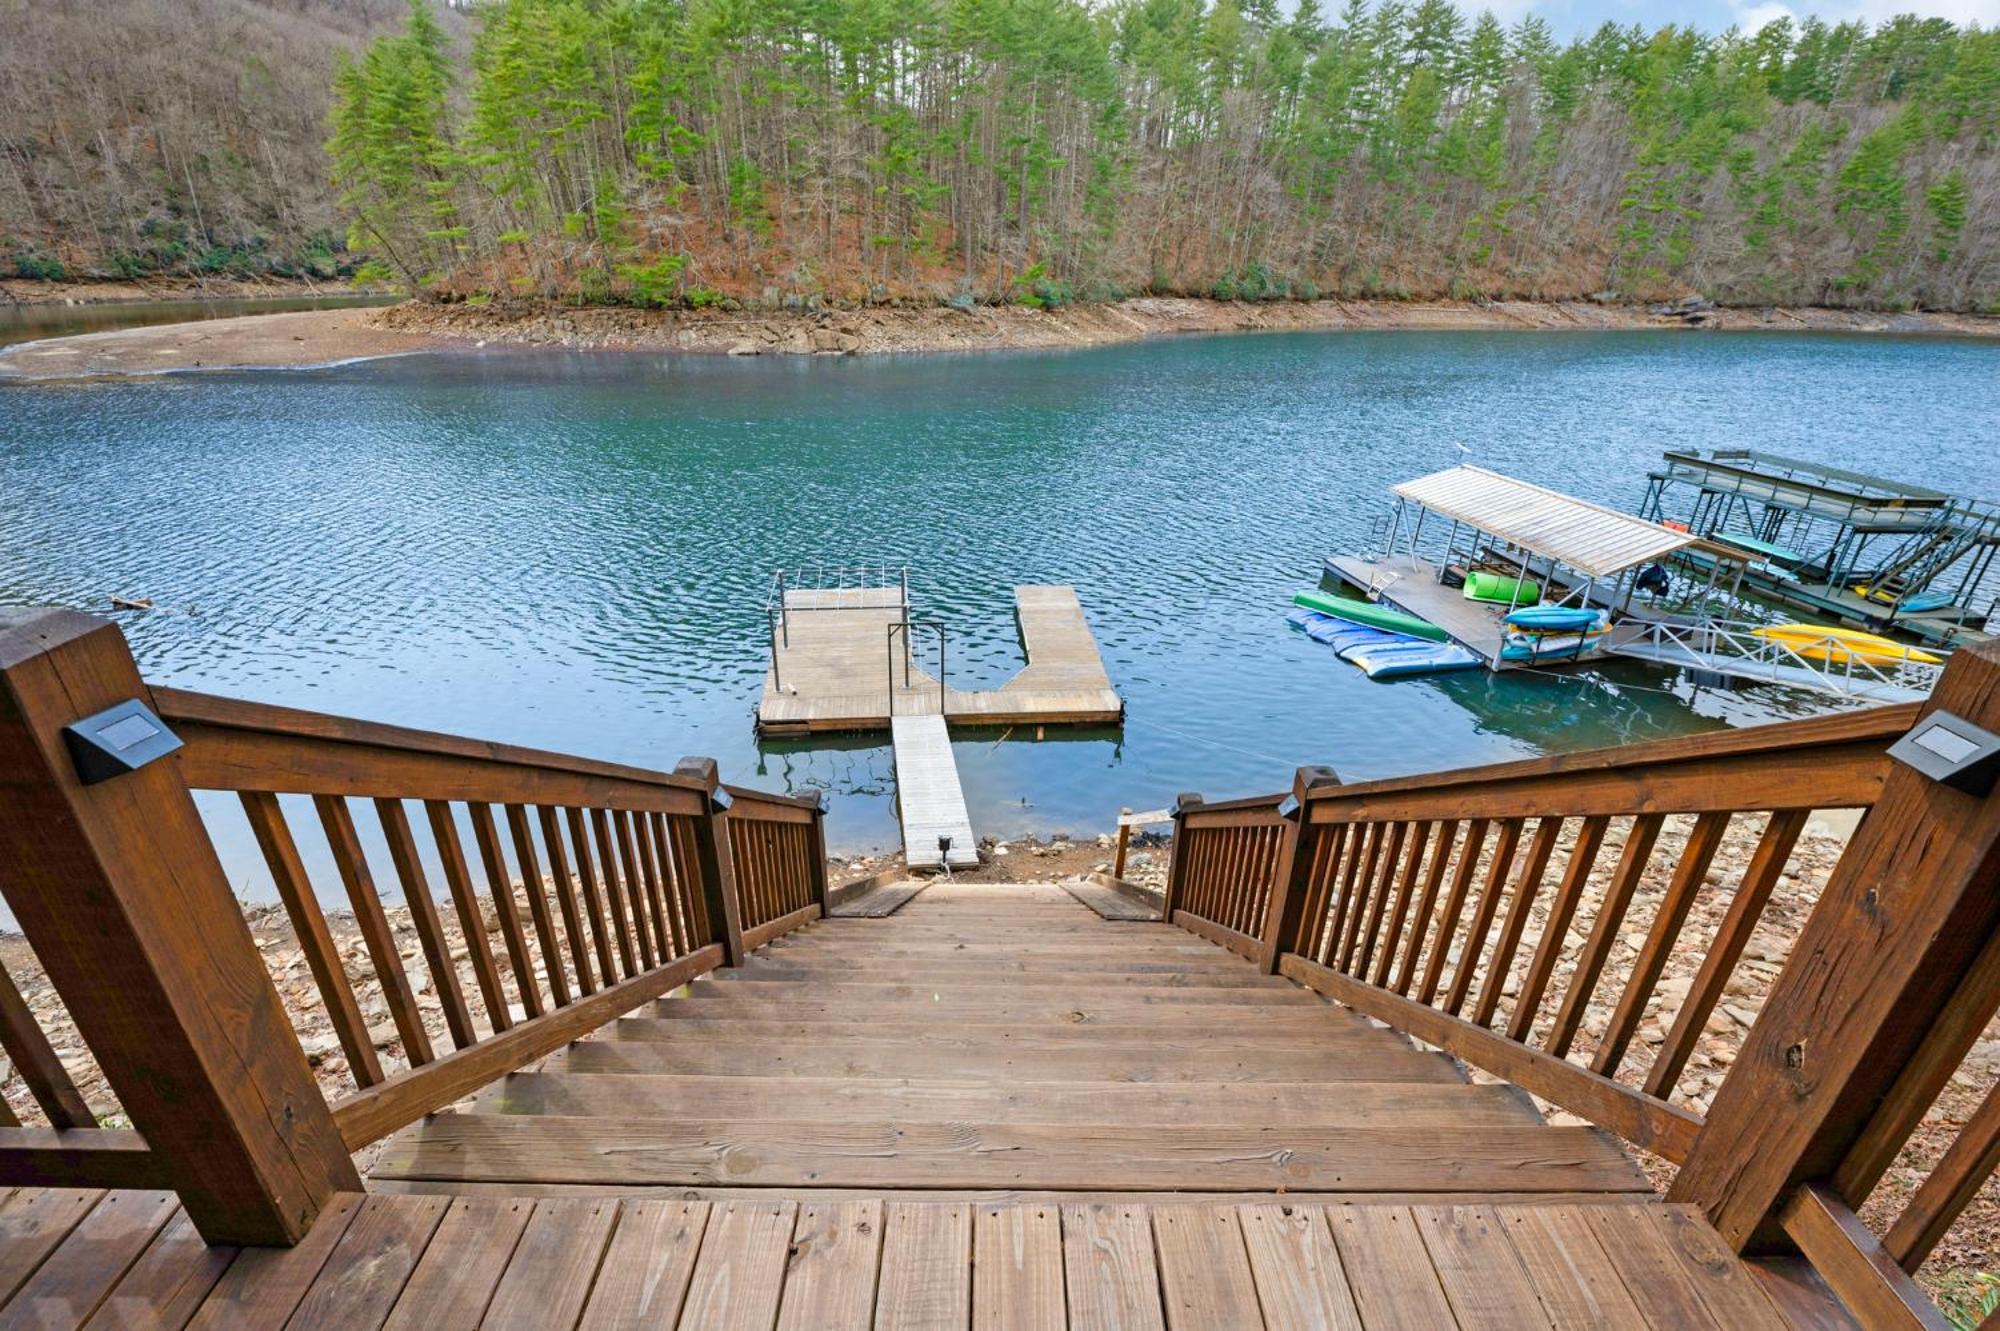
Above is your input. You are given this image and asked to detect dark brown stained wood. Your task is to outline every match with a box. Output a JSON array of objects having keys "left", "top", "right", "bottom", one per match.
[
  {"left": 1547, "top": 813, "right": 1663, "bottom": 1059},
  {"left": 684, "top": 978, "right": 1320, "bottom": 1005},
  {"left": 1392, "top": 821, "right": 1455, "bottom": 995},
  {"left": 1748, "top": 1255, "right": 1864, "bottom": 1331},
  {"left": 1780, "top": 1186, "right": 1950, "bottom": 1331},
  {"left": 242, "top": 791, "right": 384, "bottom": 1085},
  {"left": 1671, "top": 648, "right": 2000, "bottom": 1253},
  {"left": 613, "top": 810, "right": 662, "bottom": 966},
  {"left": 575, "top": 1200, "right": 708, "bottom": 1331},
  {"left": 1886, "top": 1079, "right": 2000, "bottom": 1271},
  {"left": 1318, "top": 822, "right": 1364, "bottom": 966},
  {"left": 1349, "top": 821, "right": 1410, "bottom": 979},
  {"left": 1289, "top": 822, "right": 1345, "bottom": 961},
  {"left": 374, "top": 797, "right": 478, "bottom": 1053},
  {"left": 1172, "top": 910, "right": 1263, "bottom": 961},
  {"left": 0, "top": 1189, "right": 176, "bottom": 1327},
  {"left": 0, "top": 610, "right": 358, "bottom": 1245},
  {"left": 1652, "top": 1204, "right": 1791, "bottom": 1330},
  {"left": 330, "top": 946, "right": 720, "bottom": 1150},
  {"left": 154, "top": 685, "right": 710, "bottom": 807},
  {"left": 570, "top": 806, "right": 634, "bottom": 982},
  {"left": 590, "top": 808, "right": 645, "bottom": 974},
  {"left": 1370, "top": 822, "right": 1433, "bottom": 987},
  {"left": 0, "top": 958, "right": 94, "bottom": 1129},
  {"left": 0, "top": 1129, "right": 165, "bottom": 1190},
  {"left": 1153, "top": 1205, "right": 1261, "bottom": 1330},
  {"left": 470, "top": 802, "right": 546, "bottom": 1021},
  {"left": 741, "top": 905, "right": 820, "bottom": 954},
  {"left": 426, "top": 801, "right": 514, "bottom": 1033},
  {"left": 82, "top": 1208, "right": 236, "bottom": 1331},
  {"left": 609, "top": 1015, "right": 1416, "bottom": 1053},
  {"left": 1444, "top": 817, "right": 1524, "bottom": 1017},
  {"left": 1324, "top": 1207, "right": 1458, "bottom": 1331},
  {"left": 505, "top": 804, "right": 573, "bottom": 1007},
  {"left": 553, "top": 1033, "right": 1460, "bottom": 1085},
  {"left": 629, "top": 811, "right": 675, "bottom": 958},
  {"left": 774, "top": 1200, "right": 882, "bottom": 1331},
  {"left": 481, "top": 1197, "right": 618, "bottom": 1330},
  {"left": 647, "top": 812, "right": 693, "bottom": 955},
  {"left": 1282, "top": 955, "right": 1699, "bottom": 1163},
  {"left": 380, "top": 1196, "right": 531, "bottom": 1331},
  {"left": 281, "top": 1194, "right": 448, "bottom": 1330},
  {"left": 1581, "top": 1204, "right": 1724, "bottom": 1330},
  {"left": 537, "top": 807, "right": 598, "bottom": 997},
  {"left": 315, "top": 794, "right": 435, "bottom": 1067},
  {"left": 0, "top": 1190, "right": 103, "bottom": 1306},
  {"left": 1415, "top": 1204, "right": 1550, "bottom": 1328},
  {"left": 723, "top": 959, "right": 1287, "bottom": 987},
  {"left": 1644, "top": 810, "right": 1806, "bottom": 1099},
  {"left": 1592, "top": 811, "right": 1730, "bottom": 1077},
  {"left": 1335, "top": 823, "right": 1386, "bottom": 972},
  {"left": 678, "top": 1201, "right": 795, "bottom": 1331},
  {"left": 874, "top": 1203, "right": 971, "bottom": 1331},
  {"left": 1063, "top": 1205, "right": 1165, "bottom": 1331},
  {"left": 367, "top": 1115, "right": 1643, "bottom": 1192},
  {"left": 1507, "top": 815, "right": 1610, "bottom": 1044},
  {"left": 1473, "top": 816, "right": 1563, "bottom": 1028},
  {"left": 1237, "top": 1204, "right": 1362, "bottom": 1331},
  {"left": 831, "top": 882, "right": 927, "bottom": 919},
  {"left": 184, "top": 1191, "right": 361, "bottom": 1329},
  {"left": 1496, "top": 1204, "right": 1649, "bottom": 1330},
  {"left": 972, "top": 1203, "right": 1062, "bottom": 1331},
  {"left": 1419, "top": 818, "right": 1488, "bottom": 1004},
  {"left": 493, "top": 1072, "right": 1542, "bottom": 1127}
]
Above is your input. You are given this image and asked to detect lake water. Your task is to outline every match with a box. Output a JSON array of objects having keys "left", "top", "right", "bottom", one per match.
[{"left": 2, "top": 330, "right": 1994, "bottom": 900}]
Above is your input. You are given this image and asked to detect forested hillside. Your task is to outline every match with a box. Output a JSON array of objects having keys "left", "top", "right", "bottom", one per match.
[{"left": 5, "top": 0, "right": 1997, "bottom": 311}]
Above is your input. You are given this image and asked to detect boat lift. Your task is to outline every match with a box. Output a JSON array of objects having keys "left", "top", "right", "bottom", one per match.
[{"left": 1611, "top": 617, "right": 1943, "bottom": 704}]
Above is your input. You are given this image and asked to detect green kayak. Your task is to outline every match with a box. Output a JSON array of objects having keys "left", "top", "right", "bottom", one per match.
[{"left": 1293, "top": 590, "right": 1448, "bottom": 642}]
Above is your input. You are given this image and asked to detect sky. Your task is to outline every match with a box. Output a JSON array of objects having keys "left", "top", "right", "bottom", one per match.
[{"left": 1497, "top": 0, "right": 1998, "bottom": 36}]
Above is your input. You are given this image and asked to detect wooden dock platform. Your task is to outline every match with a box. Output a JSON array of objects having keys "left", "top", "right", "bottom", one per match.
[{"left": 756, "top": 585, "right": 1122, "bottom": 734}]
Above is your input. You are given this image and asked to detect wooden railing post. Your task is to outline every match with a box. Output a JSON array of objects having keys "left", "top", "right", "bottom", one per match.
[
  {"left": 675, "top": 757, "right": 746, "bottom": 966},
  {"left": 1160, "top": 793, "right": 1200, "bottom": 921},
  {"left": 1259, "top": 766, "right": 1340, "bottom": 974},
  {"left": 807, "top": 791, "right": 831, "bottom": 917},
  {"left": 0, "top": 608, "right": 359, "bottom": 1245},
  {"left": 1671, "top": 638, "right": 2000, "bottom": 1252}
]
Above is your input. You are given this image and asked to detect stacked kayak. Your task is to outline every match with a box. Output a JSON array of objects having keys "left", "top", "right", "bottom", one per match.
[
  {"left": 1287, "top": 601, "right": 1480, "bottom": 679},
  {"left": 1750, "top": 622, "right": 1941, "bottom": 666},
  {"left": 1499, "top": 605, "right": 1612, "bottom": 662}
]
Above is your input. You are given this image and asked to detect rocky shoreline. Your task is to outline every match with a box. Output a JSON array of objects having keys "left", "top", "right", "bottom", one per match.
[{"left": 4, "top": 294, "right": 1996, "bottom": 381}]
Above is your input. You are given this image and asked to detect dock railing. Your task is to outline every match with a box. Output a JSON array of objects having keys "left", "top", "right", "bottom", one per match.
[
  {"left": 1163, "top": 638, "right": 2000, "bottom": 1327},
  {"left": 0, "top": 607, "right": 828, "bottom": 1245}
]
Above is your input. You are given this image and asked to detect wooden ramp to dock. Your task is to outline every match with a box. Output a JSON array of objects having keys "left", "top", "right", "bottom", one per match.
[
  {"left": 891, "top": 714, "right": 978, "bottom": 869},
  {"left": 757, "top": 584, "right": 1122, "bottom": 734},
  {"left": 0, "top": 886, "right": 1840, "bottom": 1328}
]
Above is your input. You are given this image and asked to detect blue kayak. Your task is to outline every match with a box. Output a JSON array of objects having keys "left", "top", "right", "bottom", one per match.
[{"left": 1504, "top": 605, "right": 1608, "bottom": 633}]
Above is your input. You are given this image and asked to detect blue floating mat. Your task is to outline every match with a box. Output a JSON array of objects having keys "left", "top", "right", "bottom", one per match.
[{"left": 1345, "top": 640, "right": 1484, "bottom": 678}]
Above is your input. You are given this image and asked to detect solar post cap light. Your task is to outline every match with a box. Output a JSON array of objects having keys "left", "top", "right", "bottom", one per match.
[
  {"left": 1887, "top": 710, "right": 2000, "bottom": 797},
  {"left": 62, "top": 698, "right": 183, "bottom": 785}
]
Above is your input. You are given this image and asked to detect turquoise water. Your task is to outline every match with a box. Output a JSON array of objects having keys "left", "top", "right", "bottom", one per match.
[{"left": 3, "top": 330, "right": 1995, "bottom": 895}]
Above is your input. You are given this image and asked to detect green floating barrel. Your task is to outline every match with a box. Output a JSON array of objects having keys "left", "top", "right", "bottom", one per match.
[
  {"left": 1463, "top": 571, "right": 1541, "bottom": 606},
  {"left": 1293, "top": 590, "right": 1447, "bottom": 642}
]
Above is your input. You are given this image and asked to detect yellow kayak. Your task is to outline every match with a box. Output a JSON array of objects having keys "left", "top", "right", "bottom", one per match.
[{"left": 1751, "top": 623, "right": 1942, "bottom": 666}]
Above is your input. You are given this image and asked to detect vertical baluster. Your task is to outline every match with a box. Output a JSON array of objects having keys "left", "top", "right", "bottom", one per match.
[
  {"left": 1323, "top": 823, "right": 1370, "bottom": 965},
  {"left": 646, "top": 812, "right": 689, "bottom": 957},
  {"left": 568, "top": 807, "right": 631, "bottom": 982},
  {"left": 425, "top": 801, "right": 513, "bottom": 1033},
  {"left": 505, "top": 804, "right": 572, "bottom": 1007},
  {"left": 617, "top": 810, "right": 666, "bottom": 965},
  {"left": 1419, "top": 819, "right": 1490, "bottom": 1004},
  {"left": 1547, "top": 814, "right": 1664, "bottom": 1059},
  {"left": 468, "top": 801, "right": 546, "bottom": 1019},
  {"left": 588, "top": 803, "right": 644, "bottom": 971},
  {"left": 1644, "top": 810, "right": 1806, "bottom": 1098},
  {"left": 1335, "top": 824, "right": 1387, "bottom": 971},
  {"left": 537, "top": 806, "right": 597, "bottom": 997},
  {"left": 1372, "top": 822, "right": 1436, "bottom": 987},
  {"left": 671, "top": 816, "right": 712, "bottom": 944},
  {"left": 1593, "top": 811, "right": 1731, "bottom": 1077},
  {"left": 1350, "top": 822, "right": 1410, "bottom": 976},
  {"left": 1443, "top": 817, "right": 1523, "bottom": 1017},
  {"left": 1292, "top": 822, "right": 1346, "bottom": 960},
  {"left": 1393, "top": 821, "right": 1460, "bottom": 996},
  {"left": 629, "top": 812, "right": 677, "bottom": 958},
  {"left": 373, "top": 797, "right": 477, "bottom": 1051},
  {"left": 242, "top": 790, "right": 385, "bottom": 1084},
  {"left": 1507, "top": 815, "right": 1610, "bottom": 1043},
  {"left": 1472, "top": 816, "right": 1565, "bottom": 1028},
  {"left": 315, "top": 795, "right": 434, "bottom": 1064}
]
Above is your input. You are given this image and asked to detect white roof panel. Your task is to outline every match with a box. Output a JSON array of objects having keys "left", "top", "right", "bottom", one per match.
[{"left": 1392, "top": 465, "right": 1695, "bottom": 579}]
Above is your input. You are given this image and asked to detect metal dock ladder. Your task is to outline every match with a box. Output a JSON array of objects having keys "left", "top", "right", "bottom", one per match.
[{"left": 891, "top": 713, "right": 979, "bottom": 869}]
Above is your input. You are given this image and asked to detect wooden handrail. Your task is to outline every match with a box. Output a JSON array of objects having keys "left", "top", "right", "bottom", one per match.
[{"left": 0, "top": 608, "right": 832, "bottom": 1246}]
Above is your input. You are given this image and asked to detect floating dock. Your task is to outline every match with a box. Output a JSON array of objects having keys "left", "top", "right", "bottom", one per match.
[
  {"left": 756, "top": 582, "right": 1123, "bottom": 734},
  {"left": 891, "top": 714, "right": 979, "bottom": 869}
]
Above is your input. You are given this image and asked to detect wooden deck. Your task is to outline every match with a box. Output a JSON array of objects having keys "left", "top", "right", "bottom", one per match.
[
  {"left": 0, "top": 886, "right": 1849, "bottom": 1326},
  {"left": 756, "top": 585, "right": 1123, "bottom": 734}
]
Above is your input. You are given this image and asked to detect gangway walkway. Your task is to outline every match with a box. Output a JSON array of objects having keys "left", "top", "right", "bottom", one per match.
[
  {"left": 1611, "top": 616, "right": 1942, "bottom": 702},
  {"left": 891, "top": 713, "right": 979, "bottom": 868}
]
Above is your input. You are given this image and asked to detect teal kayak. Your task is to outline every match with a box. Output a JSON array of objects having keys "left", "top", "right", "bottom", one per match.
[
  {"left": 1294, "top": 591, "right": 1447, "bottom": 642},
  {"left": 1504, "top": 605, "right": 1607, "bottom": 633}
]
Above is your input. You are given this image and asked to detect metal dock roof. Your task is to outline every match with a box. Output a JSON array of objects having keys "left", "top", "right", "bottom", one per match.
[{"left": 1392, "top": 465, "right": 1695, "bottom": 579}]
